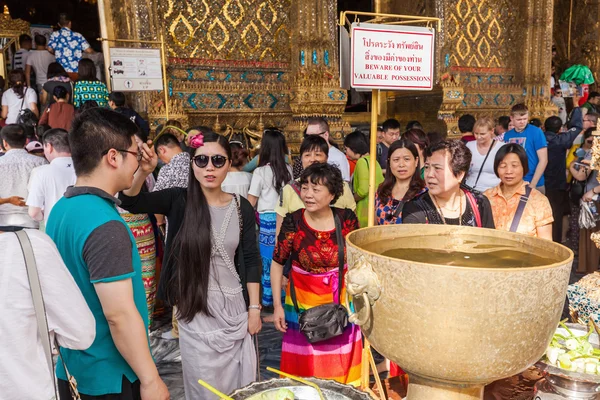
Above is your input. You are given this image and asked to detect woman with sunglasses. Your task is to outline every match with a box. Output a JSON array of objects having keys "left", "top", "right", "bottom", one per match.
[
  {"left": 119, "top": 128, "right": 261, "bottom": 399},
  {"left": 375, "top": 139, "right": 426, "bottom": 225},
  {"left": 247, "top": 129, "right": 293, "bottom": 308}
]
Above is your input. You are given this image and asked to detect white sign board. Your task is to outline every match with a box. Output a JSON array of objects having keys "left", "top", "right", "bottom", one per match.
[
  {"left": 351, "top": 23, "right": 435, "bottom": 91},
  {"left": 109, "top": 48, "right": 163, "bottom": 92}
]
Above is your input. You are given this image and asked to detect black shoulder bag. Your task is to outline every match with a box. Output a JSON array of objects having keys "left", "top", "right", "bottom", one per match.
[
  {"left": 289, "top": 211, "right": 348, "bottom": 343},
  {"left": 472, "top": 141, "right": 495, "bottom": 190}
]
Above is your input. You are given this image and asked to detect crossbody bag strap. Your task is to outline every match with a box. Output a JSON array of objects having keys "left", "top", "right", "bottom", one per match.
[
  {"left": 473, "top": 141, "right": 495, "bottom": 189},
  {"left": 289, "top": 210, "right": 344, "bottom": 311},
  {"left": 509, "top": 186, "right": 533, "bottom": 232},
  {"left": 18, "top": 86, "right": 27, "bottom": 112},
  {"left": 334, "top": 212, "right": 344, "bottom": 305},
  {"left": 464, "top": 190, "right": 482, "bottom": 227},
  {"left": 14, "top": 230, "right": 57, "bottom": 399}
]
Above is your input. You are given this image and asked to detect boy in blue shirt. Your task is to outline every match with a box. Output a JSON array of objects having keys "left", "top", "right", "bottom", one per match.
[{"left": 504, "top": 103, "right": 548, "bottom": 192}]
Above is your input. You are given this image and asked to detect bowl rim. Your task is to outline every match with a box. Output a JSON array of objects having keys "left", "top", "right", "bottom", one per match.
[{"left": 346, "top": 224, "right": 574, "bottom": 272}]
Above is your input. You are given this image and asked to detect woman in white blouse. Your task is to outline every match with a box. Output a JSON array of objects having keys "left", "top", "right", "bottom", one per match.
[
  {"left": 465, "top": 117, "right": 505, "bottom": 192},
  {"left": 222, "top": 141, "right": 253, "bottom": 198},
  {"left": 2, "top": 69, "right": 38, "bottom": 124}
]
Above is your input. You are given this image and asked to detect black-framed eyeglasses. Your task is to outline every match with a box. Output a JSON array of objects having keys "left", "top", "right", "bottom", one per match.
[
  {"left": 192, "top": 154, "right": 228, "bottom": 168},
  {"left": 102, "top": 149, "right": 142, "bottom": 162}
]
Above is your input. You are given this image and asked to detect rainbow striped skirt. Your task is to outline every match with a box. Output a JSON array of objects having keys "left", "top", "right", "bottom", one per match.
[{"left": 281, "top": 265, "right": 362, "bottom": 384}]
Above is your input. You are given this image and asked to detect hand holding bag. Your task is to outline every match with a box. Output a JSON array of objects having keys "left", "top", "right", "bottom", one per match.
[{"left": 289, "top": 211, "right": 348, "bottom": 344}]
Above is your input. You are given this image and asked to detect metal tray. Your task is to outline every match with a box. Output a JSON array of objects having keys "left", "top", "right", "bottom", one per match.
[
  {"left": 230, "top": 377, "right": 373, "bottom": 400},
  {"left": 536, "top": 323, "right": 600, "bottom": 385}
]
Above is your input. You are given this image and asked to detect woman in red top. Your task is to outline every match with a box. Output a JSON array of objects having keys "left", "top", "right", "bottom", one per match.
[{"left": 39, "top": 86, "right": 75, "bottom": 131}]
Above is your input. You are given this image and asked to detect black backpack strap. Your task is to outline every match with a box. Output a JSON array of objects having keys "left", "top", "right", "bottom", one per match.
[{"left": 509, "top": 186, "right": 533, "bottom": 232}]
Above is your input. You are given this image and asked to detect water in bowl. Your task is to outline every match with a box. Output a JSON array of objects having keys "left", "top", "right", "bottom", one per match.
[
  {"left": 362, "top": 234, "right": 560, "bottom": 268},
  {"left": 381, "top": 247, "right": 558, "bottom": 268}
]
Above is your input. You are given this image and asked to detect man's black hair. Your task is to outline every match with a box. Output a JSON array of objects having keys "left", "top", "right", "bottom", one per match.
[
  {"left": 42, "top": 128, "right": 70, "bottom": 153},
  {"left": 18, "top": 34, "right": 31, "bottom": 46},
  {"left": 382, "top": 118, "right": 401, "bottom": 132},
  {"left": 498, "top": 115, "right": 510, "bottom": 130},
  {"left": 154, "top": 133, "right": 180, "bottom": 149},
  {"left": 1, "top": 124, "right": 27, "bottom": 149},
  {"left": 108, "top": 92, "right": 127, "bottom": 107},
  {"left": 544, "top": 116, "right": 562, "bottom": 133},
  {"left": 458, "top": 114, "right": 476, "bottom": 133},
  {"left": 34, "top": 34, "right": 46, "bottom": 47},
  {"left": 405, "top": 120, "right": 423, "bottom": 131},
  {"left": 69, "top": 108, "right": 139, "bottom": 176},
  {"left": 589, "top": 91, "right": 600, "bottom": 100}
]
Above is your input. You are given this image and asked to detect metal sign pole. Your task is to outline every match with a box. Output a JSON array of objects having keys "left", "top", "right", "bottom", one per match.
[{"left": 159, "top": 32, "right": 170, "bottom": 121}]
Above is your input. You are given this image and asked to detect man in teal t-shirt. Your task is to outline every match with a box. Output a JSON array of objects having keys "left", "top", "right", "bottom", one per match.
[{"left": 46, "top": 108, "right": 169, "bottom": 399}]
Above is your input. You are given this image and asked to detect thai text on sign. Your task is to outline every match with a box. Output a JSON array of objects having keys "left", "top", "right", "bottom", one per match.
[{"left": 351, "top": 23, "right": 435, "bottom": 91}]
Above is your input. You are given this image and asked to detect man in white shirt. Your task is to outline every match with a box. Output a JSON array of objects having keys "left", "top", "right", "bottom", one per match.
[
  {"left": 305, "top": 116, "right": 351, "bottom": 182},
  {"left": 25, "top": 34, "right": 56, "bottom": 93},
  {"left": 27, "top": 128, "right": 76, "bottom": 226},
  {"left": 0, "top": 228, "right": 95, "bottom": 400},
  {"left": 0, "top": 125, "right": 47, "bottom": 228}
]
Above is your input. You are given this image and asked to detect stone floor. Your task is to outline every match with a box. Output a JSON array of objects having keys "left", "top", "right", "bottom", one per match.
[{"left": 150, "top": 311, "right": 283, "bottom": 399}]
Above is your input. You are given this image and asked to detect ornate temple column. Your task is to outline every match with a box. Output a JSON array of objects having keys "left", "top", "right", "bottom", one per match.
[
  {"left": 98, "top": 0, "right": 188, "bottom": 127},
  {"left": 287, "top": 0, "right": 349, "bottom": 150},
  {"left": 520, "top": 0, "right": 555, "bottom": 118}
]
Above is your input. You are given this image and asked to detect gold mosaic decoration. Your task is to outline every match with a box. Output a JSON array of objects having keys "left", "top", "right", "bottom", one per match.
[
  {"left": 161, "top": 0, "right": 291, "bottom": 63},
  {"left": 444, "top": 0, "right": 516, "bottom": 68}
]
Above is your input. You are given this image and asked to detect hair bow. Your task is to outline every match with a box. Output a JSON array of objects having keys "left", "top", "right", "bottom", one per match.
[{"left": 189, "top": 133, "right": 204, "bottom": 149}]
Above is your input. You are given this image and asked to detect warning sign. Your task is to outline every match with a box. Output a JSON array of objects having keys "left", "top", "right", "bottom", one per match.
[{"left": 109, "top": 48, "right": 163, "bottom": 92}]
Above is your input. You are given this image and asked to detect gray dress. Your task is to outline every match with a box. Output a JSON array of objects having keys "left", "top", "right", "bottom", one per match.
[{"left": 178, "top": 198, "right": 257, "bottom": 399}]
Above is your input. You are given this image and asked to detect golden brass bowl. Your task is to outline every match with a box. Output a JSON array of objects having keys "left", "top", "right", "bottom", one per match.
[{"left": 345, "top": 225, "right": 573, "bottom": 400}]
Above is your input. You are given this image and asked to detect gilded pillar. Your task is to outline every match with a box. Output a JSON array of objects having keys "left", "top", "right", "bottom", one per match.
[
  {"left": 287, "top": 0, "right": 349, "bottom": 150},
  {"left": 521, "top": 0, "right": 555, "bottom": 118}
]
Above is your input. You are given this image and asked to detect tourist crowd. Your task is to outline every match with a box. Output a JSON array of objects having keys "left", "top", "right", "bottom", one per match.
[{"left": 3, "top": 13, "right": 600, "bottom": 400}]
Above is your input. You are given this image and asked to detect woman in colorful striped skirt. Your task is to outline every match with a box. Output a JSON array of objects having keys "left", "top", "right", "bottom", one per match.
[
  {"left": 271, "top": 163, "right": 362, "bottom": 384},
  {"left": 248, "top": 129, "right": 293, "bottom": 307}
]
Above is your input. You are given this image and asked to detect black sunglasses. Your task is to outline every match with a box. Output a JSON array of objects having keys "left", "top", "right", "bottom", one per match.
[
  {"left": 192, "top": 154, "right": 228, "bottom": 168},
  {"left": 102, "top": 148, "right": 142, "bottom": 161}
]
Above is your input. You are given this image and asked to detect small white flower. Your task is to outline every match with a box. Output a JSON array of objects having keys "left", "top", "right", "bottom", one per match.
[
  {"left": 74, "top": 50, "right": 82, "bottom": 58},
  {"left": 63, "top": 48, "right": 72, "bottom": 57}
]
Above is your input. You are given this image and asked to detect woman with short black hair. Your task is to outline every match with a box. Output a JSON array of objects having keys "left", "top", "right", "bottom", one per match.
[
  {"left": 402, "top": 128, "right": 429, "bottom": 178},
  {"left": 344, "top": 131, "right": 384, "bottom": 227},
  {"left": 41, "top": 62, "right": 72, "bottom": 106},
  {"left": 403, "top": 140, "right": 495, "bottom": 227},
  {"left": 485, "top": 143, "right": 553, "bottom": 239},
  {"left": 271, "top": 162, "right": 362, "bottom": 384}
]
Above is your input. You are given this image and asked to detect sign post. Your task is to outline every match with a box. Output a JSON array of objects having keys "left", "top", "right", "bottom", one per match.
[
  {"left": 98, "top": 36, "right": 170, "bottom": 120},
  {"left": 339, "top": 11, "right": 441, "bottom": 398}
]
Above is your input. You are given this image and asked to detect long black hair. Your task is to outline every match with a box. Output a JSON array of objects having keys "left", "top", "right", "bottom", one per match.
[
  {"left": 167, "top": 128, "right": 232, "bottom": 322},
  {"left": 377, "top": 139, "right": 425, "bottom": 202},
  {"left": 257, "top": 128, "right": 291, "bottom": 192}
]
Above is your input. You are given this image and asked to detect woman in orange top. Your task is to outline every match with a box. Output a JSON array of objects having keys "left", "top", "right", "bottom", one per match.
[{"left": 484, "top": 144, "right": 553, "bottom": 240}]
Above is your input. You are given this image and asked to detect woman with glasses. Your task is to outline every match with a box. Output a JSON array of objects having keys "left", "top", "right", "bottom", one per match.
[
  {"left": 116, "top": 130, "right": 158, "bottom": 325},
  {"left": 247, "top": 129, "right": 293, "bottom": 308},
  {"left": 119, "top": 129, "right": 261, "bottom": 398},
  {"left": 375, "top": 139, "right": 426, "bottom": 225}
]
